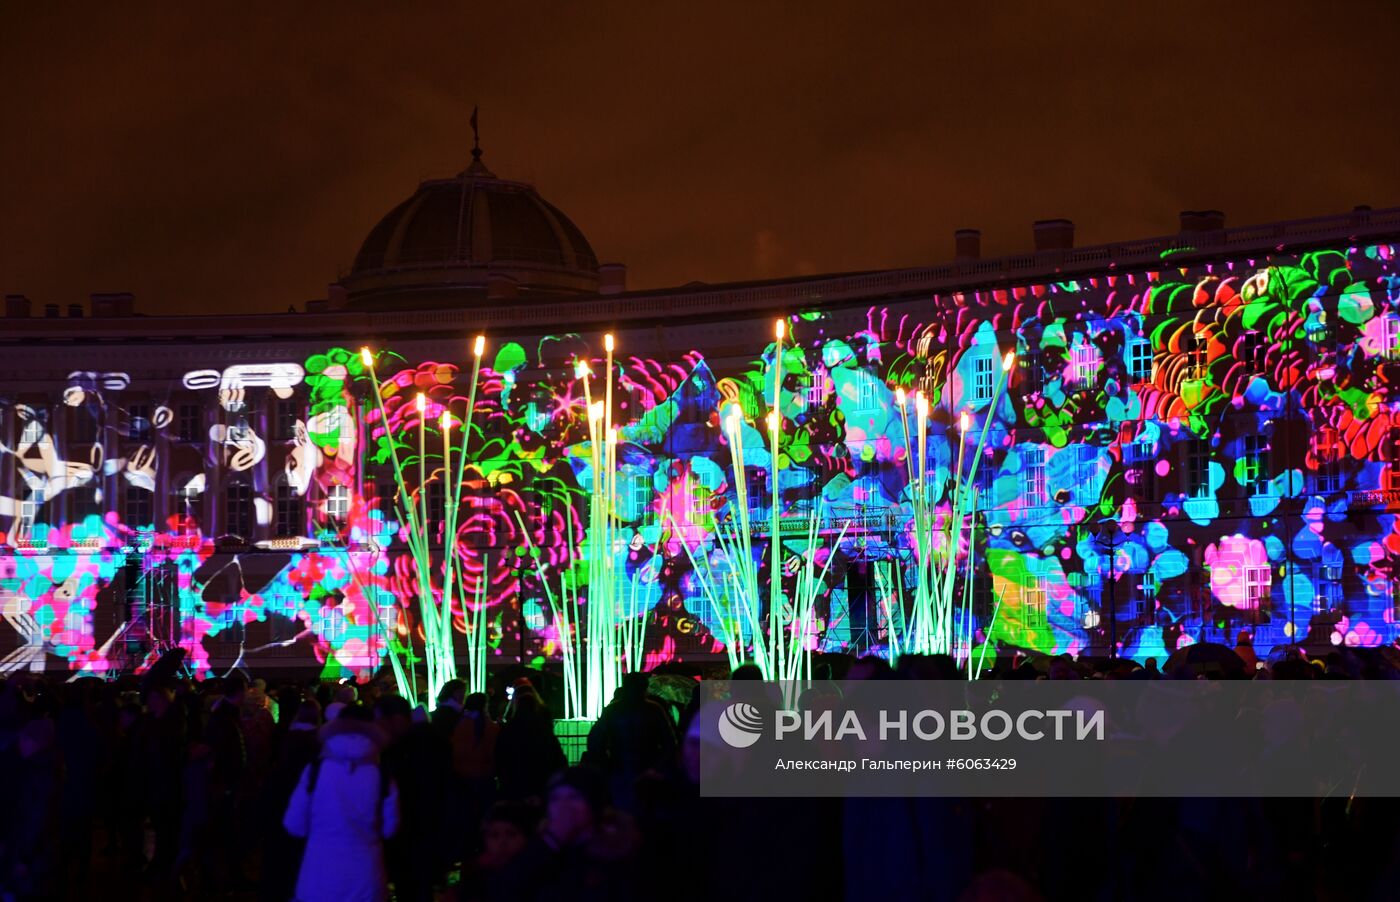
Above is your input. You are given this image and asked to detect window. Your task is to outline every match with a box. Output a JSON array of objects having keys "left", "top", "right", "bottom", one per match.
[
  {"left": 1239, "top": 330, "right": 1264, "bottom": 367},
  {"left": 523, "top": 485, "right": 552, "bottom": 530},
  {"left": 1019, "top": 352, "right": 1044, "bottom": 394},
  {"left": 974, "top": 450, "right": 994, "bottom": 498},
  {"left": 269, "top": 590, "right": 299, "bottom": 623},
  {"left": 20, "top": 418, "right": 43, "bottom": 445},
  {"left": 1075, "top": 446, "right": 1099, "bottom": 492},
  {"left": 1186, "top": 440, "right": 1210, "bottom": 499},
  {"left": 687, "top": 481, "right": 710, "bottom": 522},
  {"left": 1126, "top": 439, "right": 1157, "bottom": 501},
  {"left": 525, "top": 400, "right": 551, "bottom": 433},
  {"left": 20, "top": 489, "right": 44, "bottom": 526},
  {"left": 128, "top": 404, "right": 150, "bottom": 440},
  {"left": 619, "top": 382, "right": 645, "bottom": 417},
  {"left": 377, "top": 597, "right": 398, "bottom": 635},
  {"left": 1135, "top": 571, "right": 1158, "bottom": 620},
  {"left": 275, "top": 482, "right": 304, "bottom": 535},
  {"left": 1388, "top": 428, "right": 1400, "bottom": 492},
  {"left": 1244, "top": 565, "right": 1271, "bottom": 610},
  {"left": 326, "top": 485, "right": 351, "bottom": 521},
  {"left": 973, "top": 573, "right": 995, "bottom": 620},
  {"left": 856, "top": 473, "right": 882, "bottom": 507},
  {"left": 1188, "top": 333, "right": 1208, "bottom": 380},
  {"left": 274, "top": 400, "right": 300, "bottom": 441},
  {"left": 806, "top": 368, "right": 828, "bottom": 406},
  {"left": 619, "top": 471, "right": 650, "bottom": 522},
  {"left": 1070, "top": 339, "right": 1098, "bottom": 389},
  {"left": 1082, "top": 584, "right": 1104, "bottom": 628},
  {"left": 1023, "top": 580, "right": 1047, "bottom": 630},
  {"left": 746, "top": 469, "right": 769, "bottom": 516},
  {"left": 1023, "top": 447, "right": 1046, "bottom": 506},
  {"left": 123, "top": 485, "right": 152, "bottom": 529},
  {"left": 856, "top": 378, "right": 877, "bottom": 410},
  {"left": 178, "top": 404, "right": 201, "bottom": 442},
  {"left": 1314, "top": 563, "right": 1342, "bottom": 610},
  {"left": 321, "top": 609, "right": 346, "bottom": 643},
  {"left": 1127, "top": 339, "right": 1153, "bottom": 383},
  {"left": 973, "top": 356, "right": 994, "bottom": 402},
  {"left": 171, "top": 480, "right": 196, "bottom": 520},
  {"left": 1383, "top": 315, "right": 1400, "bottom": 360},
  {"left": 224, "top": 484, "right": 253, "bottom": 538},
  {"left": 70, "top": 488, "right": 102, "bottom": 524},
  {"left": 171, "top": 482, "right": 200, "bottom": 533},
  {"left": 364, "top": 480, "right": 391, "bottom": 515},
  {"left": 227, "top": 416, "right": 251, "bottom": 443},
  {"left": 1240, "top": 435, "right": 1272, "bottom": 495},
  {"left": 424, "top": 481, "right": 444, "bottom": 527},
  {"left": 1313, "top": 427, "right": 1342, "bottom": 494}
]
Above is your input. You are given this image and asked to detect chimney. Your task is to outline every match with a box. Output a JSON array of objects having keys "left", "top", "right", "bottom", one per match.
[
  {"left": 304, "top": 299, "right": 328, "bottom": 313},
  {"left": 326, "top": 283, "right": 349, "bottom": 308},
  {"left": 4, "top": 294, "right": 30, "bottom": 318},
  {"left": 486, "top": 273, "right": 519, "bottom": 300},
  {"left": 1033, "top": 219, "right": 1075, "bottom": 252},
  {"left": 598, "top": 263, "right": 627, "bottom": 296},
  {"left": 68, "top": 303, "right": 84, "bottom": 318},
  {"left": 44, "top": 304, "right": 60, "bottom": 319},
  {"left": 954, "top": 229, "right": 981, "bottom": 261},
  {"left": 90, "top": 292, "right": 135, "bottom": 317},
  {"left": 1351, "top": 204, "right": 1373, "bottom": 227}
]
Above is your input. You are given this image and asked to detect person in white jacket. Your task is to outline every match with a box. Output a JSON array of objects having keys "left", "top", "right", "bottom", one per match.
[{"left": 283, "top": 710, "right": 400, "bottom": 902}]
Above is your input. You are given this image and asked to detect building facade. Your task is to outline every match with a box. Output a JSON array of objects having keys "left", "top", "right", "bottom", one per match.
[{"left": 3, "top": 155, "right": 1399, "bottom": 677}]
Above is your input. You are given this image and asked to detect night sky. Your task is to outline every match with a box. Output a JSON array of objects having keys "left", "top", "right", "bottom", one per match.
[{"left": 3, "top": 2, "right": 1399, "bottom": 317}]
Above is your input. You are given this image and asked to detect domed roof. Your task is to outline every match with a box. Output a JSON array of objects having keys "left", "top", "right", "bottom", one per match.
[{"left": 341, "top": 152, "right": 600, "bottom": 308}]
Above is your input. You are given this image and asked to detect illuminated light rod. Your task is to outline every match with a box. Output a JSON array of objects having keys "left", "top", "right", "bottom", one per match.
[
  {"left": 681, "top": 315, "right": 848, "bottom": 691},
  {"left": 442, "top": 335, "right": 491, "bottom": 695},
  {"left": 894, "top": 348, "right": 1014, "bottom": 674},
  {"left": 356, "top": 338, "right": 490, "bottom": 705}
]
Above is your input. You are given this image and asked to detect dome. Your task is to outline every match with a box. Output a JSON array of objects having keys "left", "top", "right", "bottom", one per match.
[{"left": 340, "top": 153, "right": 600, "bottom": 309}]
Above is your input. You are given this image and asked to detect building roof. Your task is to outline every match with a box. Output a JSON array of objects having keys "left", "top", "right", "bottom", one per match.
[
  {"left": 4, "top": 206, "right": 1398, "bottom": 345},
  {"left": 340, "top": 154, "right": 601, "bottom": 308}
]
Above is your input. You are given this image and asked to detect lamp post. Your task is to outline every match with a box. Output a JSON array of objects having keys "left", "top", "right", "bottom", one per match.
[{"left": 1095, "top": 518, "right": 1124, "bottom": 658}]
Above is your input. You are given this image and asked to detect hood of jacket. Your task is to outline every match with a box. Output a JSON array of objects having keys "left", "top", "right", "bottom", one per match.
[{"left": 318, "top": 717, "right": 385, "bottom": 764}]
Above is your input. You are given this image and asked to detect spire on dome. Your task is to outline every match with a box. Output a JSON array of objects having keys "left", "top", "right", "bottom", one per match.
[{"left": 464, "top": 105, "right": 494, "bottom": 177}]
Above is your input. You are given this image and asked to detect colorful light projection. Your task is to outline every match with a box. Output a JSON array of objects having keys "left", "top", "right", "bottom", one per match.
[{"left": 7, "top": 242, "right": 1400, "bottom": 681}]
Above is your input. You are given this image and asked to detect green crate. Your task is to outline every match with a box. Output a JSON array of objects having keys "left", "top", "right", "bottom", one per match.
[{"left": 553, "top": 718, "right": 595, "bottom": 765}]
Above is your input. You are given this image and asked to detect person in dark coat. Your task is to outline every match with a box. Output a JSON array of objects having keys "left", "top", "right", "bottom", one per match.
[
  {"left": 494, "top": 685, "right": 566, "bottom": 802},
  {"left": 585, "top": 672, "right": 676, "bottom": 812},
  {"left": 2, "top": 717, "right": 61, "bottom": 899},
  {"left": 377, "top": 693, "right": 453, "bottom": 902},
  {"left": 258, "top": 698, "right": 321, "bottom": 902},
  {"left": 432, "top": 679, "right": 467, "bottom": 741},
  {"left": 54, "top": 679, "right": 104, "bottom": 885},
  {"left": 202, "top": 674, "right": 250, "bottom": 888},
  {"left": 135, "top": 682, "right": 187, "bottom": 887}
]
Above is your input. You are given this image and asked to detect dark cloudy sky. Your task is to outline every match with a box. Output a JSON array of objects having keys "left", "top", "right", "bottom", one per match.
[{"left": 3, "top": 2, "right": 1398, "bottom": 317}]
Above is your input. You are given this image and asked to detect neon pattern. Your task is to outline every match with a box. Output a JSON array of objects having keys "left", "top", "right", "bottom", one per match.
[{"left": 4, "top": 241, "right": 1400, "bottom": 681}]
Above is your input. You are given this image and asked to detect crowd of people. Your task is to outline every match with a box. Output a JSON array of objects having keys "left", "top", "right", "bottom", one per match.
[{"left": 2, "top": 645, "right": 1400, "bottom": 901}]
